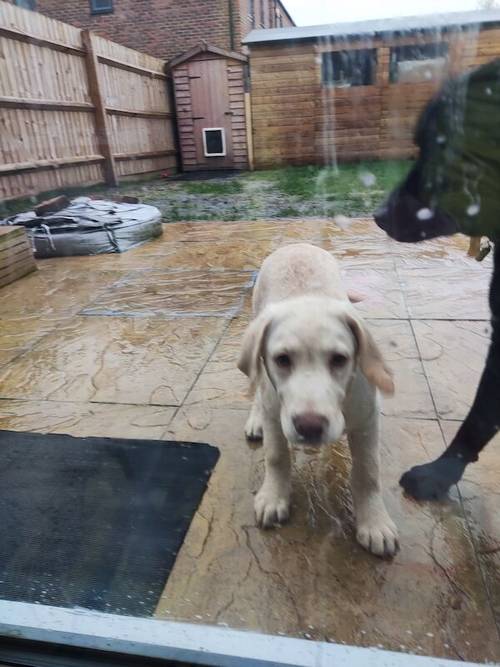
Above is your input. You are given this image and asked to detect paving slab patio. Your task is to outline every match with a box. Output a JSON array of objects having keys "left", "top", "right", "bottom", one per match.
[{"left": 0, "top": 218, "right": 498, "bottom": 663}]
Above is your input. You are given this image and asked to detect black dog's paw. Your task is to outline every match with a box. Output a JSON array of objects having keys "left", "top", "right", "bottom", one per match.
[{"left": 399, "top": 457, "right": 467, "bottom": 501}]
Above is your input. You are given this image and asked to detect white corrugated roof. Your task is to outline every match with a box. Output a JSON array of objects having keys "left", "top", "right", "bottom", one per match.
[{"left": 243, "top": 9, "right": 500, "bottom": 44}]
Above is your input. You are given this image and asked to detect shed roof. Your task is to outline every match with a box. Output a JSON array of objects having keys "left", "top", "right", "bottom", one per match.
[
  {"left": 243, "top": 9, "right": 500, "bottom": 45},
  {"left": 168, "top": 42, "right": 247, "bottom": 69}
]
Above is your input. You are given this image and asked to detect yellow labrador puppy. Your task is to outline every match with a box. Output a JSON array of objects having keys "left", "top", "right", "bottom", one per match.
[{"left": 238, "top": 243, "right": 398, "bottom": 557}]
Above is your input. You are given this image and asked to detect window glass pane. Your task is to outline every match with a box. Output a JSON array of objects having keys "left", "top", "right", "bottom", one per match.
[
  {"left": 2, "top": 1, "right": 499, "bottom": 665},
  {"left": 322, "top": 49, "right": 377, "bottom": 87},
  {"left": 14, "top": 0, "right": 36, "bottom": 9},
  {"left": 90, "top": 0, "right": 113, "bottom": 15},
  {"left": 204, "top": 129, "right": 224, "bottom": 155},
  {"left": 390, "top": 42, "right": 449, "bottom": 82}
]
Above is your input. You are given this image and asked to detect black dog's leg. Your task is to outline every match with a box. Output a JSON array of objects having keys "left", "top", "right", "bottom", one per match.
[{"left": 400, "top": 242, "right": 500, "bottom": 500}]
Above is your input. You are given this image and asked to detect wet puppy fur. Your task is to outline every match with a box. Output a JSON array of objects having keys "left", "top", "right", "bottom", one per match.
[{"left": 238, "top": 243, "right": 399, "bottom": 557}]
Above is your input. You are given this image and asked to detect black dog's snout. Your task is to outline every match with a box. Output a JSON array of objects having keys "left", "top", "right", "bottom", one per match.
[{"left": 374, "top": 204, "right": 390, "bottom": 231}]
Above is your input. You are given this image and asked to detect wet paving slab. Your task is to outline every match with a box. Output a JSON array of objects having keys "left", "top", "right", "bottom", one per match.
[
  {"left": 0, "top": 315, "right": 227, "bottom": 406},
  {"left": 413, "top": 320, "right": 491, "bottom": 420},
  {"left": 442, "top": 420, "right": 500, "bottom": 632},
  {"left": 0, "top": 217, "right": 498, "bottom": 661},
  {"left": 0, "top": 399, "right": 175, "bottom": 440},
  {"left": 81, "top": 269, "right": 256, "bottom": 319}
]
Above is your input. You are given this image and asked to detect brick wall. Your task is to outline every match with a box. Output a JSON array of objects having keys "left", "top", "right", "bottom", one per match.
[
  {"left": 18, "top": 0, "right": 293, "bottom": 60},
  {"left": 28, "top": 0, "right": 235, "bottom": 61},
  {"left": 238, "top": 0, "right": 293, "bottom": 43}
]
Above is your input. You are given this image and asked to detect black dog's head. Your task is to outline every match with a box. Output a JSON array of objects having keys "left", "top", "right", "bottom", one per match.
[
  {"left": 374, "top": 82, "right": 461, "bottom": 242},
  {"left": 374, "top": 162, "right": 458, "bottom": 242}
]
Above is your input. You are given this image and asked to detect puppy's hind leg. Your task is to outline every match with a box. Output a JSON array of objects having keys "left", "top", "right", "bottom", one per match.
[{"left": 245, "top": 386, "right": 263, "bottom": 441}]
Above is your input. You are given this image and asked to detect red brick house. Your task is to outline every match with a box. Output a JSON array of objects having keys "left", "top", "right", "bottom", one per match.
[{"left": 12, "top": 0, "right": 294, "bottom": 60}]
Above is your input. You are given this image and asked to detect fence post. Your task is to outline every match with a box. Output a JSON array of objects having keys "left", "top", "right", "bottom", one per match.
[{"left": 81, "top": 29, "right": 118, "bottom": 187}]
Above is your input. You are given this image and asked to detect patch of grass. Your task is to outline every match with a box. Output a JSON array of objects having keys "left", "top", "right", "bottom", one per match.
[
  {"left": 167, "top": 204, "right": 182, "bottom": 222},
  {"left": 273, "top": 161, "right": 411, "bottom": 203},
  {"left": 244, "top": 169, "right": 281, "bottom": 183},
  {"left": 182, "top": 179, "right": 243, "bottom": 196},
  {"left": 276, "top": 206, "right": 302, "bottom": 217},
  {"left": 2, "top": 160, "right": 411, "bottom": 223}
]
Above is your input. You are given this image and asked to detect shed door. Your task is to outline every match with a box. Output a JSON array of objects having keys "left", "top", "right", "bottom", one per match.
[{"left": 188, "top": 58, "right": 233, "bottom": 169}]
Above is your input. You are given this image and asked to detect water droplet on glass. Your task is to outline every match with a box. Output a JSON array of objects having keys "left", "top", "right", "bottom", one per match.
[
  {"left": 416, "top": 208, "right": 434, "bottom": 221},
  {"left": 466, "top": 203, "right": 480, "bottom": 216},
  {"left": 333, "top": 214, "right": 352, "bottom": 230},
  {"left": 359, "top": 171, "right": 376, "bottom": 187},
  {"left": 424, "top": 70, "right": 432, "bottom": 80},
  {"left": 420, "top": 230, "right": 427, "bottom": 239},
  {"left": 486, "top": 87, "right": 492, "bottom": 96},
  {"left": 436, "top": 135, "right": 446, "bottom": 144}
]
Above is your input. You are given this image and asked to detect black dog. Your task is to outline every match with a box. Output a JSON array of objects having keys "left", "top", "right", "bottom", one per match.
[{"left": 374, "top": 60, "right": 500, "bottom": 501}]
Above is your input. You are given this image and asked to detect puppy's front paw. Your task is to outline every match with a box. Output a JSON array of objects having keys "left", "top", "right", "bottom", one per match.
[
  {"left": 254, "top": 486, "right": 290, "bottom": 528},
  {"left": 356, "top": 513, "right": 399, "bottom": 558},
  {"left": 245, "top": 413, "right": 263, "bottom": 441}
]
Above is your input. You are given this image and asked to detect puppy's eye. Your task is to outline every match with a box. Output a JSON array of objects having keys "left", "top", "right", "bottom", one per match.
[
  {"left": 274, "top": 353, "right": 292, "bottom": 369},
  {"left": 330, "top": 353, "right": 348, "bottom": 369}
]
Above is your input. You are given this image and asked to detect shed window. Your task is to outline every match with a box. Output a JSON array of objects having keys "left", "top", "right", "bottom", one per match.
[
  {"left": 390, "top": 43, "right": 448, "bottom": 83},
  {"left": 322, "top": 49, "right": 377, "bottom": 87},
  {"left": 90, "top": 0, "right": 114, "bottom": 15},
  {"left": 203, "top": 128, "right": 226, "bottom": 157}
]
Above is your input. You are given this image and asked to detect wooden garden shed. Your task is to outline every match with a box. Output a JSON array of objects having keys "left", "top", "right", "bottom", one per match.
[
  {"left": 169, "top": 43, "right": 251, "bottom": 171},
  {"left": 243, "top": 9, "right": 500, "bottom": 168}
]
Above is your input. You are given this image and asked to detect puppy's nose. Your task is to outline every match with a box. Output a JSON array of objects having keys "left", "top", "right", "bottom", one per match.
[{"left": 293, "top": 412, "right": 328, "bottom": 442}]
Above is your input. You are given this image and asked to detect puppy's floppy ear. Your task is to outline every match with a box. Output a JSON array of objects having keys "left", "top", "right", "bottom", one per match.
[
  {"left": 237, "top": 307, "right": 274, "bottom": 390},
  {"left": 345, "top": 311, "right": 395, "bottom": 396}
]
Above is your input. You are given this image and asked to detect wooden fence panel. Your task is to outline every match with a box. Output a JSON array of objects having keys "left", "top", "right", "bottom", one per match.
[
  {"left": 0, "top": 1, "right": 177, "bottom": 201},
  {"left": 92, "top": 33, "right": 176, "bottom": 178}
]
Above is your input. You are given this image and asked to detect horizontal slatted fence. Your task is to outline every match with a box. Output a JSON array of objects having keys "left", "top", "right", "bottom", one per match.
[{"left": 0, "top": 1, "right": 177, "bottom": 201}]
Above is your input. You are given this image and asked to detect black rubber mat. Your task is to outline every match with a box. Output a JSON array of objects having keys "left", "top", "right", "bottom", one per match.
[{"left": 0, "top": 430, "right": 219, "bottom": 616}]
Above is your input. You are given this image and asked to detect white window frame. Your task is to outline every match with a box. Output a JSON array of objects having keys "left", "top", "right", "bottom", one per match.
[
  {"left": 0, "top": 599, "right": 482, "bottom": 667},
  {"left": 202, "top": 128, "right": 226, "bottom": 157}
]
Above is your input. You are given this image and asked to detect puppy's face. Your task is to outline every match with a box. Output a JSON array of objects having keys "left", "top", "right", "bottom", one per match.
[
  {"left": 238, "top": 297, "right": 394, "bottom": 446},
  {"left": 264, "top": 307, "right": 356, "bottom": 444}
]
